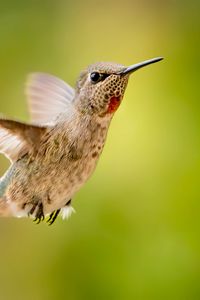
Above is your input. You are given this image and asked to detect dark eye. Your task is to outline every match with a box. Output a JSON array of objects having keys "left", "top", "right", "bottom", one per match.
[
  {"left": 90, "top": 72, "right": 109, "bottom": 83},
  {"left": 90, "top": 72, "right": 101, "bottom": 83}
]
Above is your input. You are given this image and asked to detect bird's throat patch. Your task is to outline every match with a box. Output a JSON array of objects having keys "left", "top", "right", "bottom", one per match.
[{"left": 107, "top": 96, "right": 121, "bottom": 114}]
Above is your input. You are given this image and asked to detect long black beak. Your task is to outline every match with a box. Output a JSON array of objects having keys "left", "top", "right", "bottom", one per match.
[{"left": 118, "top": 57, "right": 163, "bottom": 75}]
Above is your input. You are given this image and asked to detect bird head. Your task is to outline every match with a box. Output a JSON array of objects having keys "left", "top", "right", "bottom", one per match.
[{"left": 75, "top": 57, "right": 163, "bottom": 118}]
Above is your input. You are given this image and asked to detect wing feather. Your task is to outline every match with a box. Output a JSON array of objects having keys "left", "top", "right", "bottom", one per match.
[
  {"left": 25, "top": 73, "right": 75, "bottom": 124},
  {"left": 0, "top": 119, "right": 46, "bottom": 162},
  {"left": 0, "top": 128, "right": 26, "bottom": 162}
]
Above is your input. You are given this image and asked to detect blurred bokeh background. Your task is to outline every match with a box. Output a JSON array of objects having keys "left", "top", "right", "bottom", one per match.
[{"left": 0, "top": 0, "right": 199, "bottom": 299}]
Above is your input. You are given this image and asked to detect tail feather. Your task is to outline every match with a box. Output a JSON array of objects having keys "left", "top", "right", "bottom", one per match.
[{"left": 0, "top": 196, "right": 13, "bottom": 217}]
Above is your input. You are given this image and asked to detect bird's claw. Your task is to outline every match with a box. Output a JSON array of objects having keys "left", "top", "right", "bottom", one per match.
[
  {"left": 33, "top": 203, "right": 44, "bottom": 224},
  {"left": 47, "top": 209, "right": 61, "bottom": 226}
]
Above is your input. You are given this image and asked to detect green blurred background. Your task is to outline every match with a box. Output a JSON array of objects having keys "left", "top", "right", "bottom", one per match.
[{"left": 0, "top": 0, "right": 199, "bottom": 299}]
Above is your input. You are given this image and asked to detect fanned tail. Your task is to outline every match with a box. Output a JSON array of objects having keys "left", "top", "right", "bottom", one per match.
[{"left": 0, "top": 196, "right": 13, "bottom": 217}]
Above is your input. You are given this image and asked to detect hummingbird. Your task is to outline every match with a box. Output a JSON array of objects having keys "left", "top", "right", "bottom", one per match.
[{"left": 0, "top": 57, "right": 163, "bottom": 225}]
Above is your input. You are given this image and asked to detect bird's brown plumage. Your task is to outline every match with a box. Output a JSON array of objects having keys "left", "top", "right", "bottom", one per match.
[{"left": 0, "top": 58, "right": 163, "bottom": 223}]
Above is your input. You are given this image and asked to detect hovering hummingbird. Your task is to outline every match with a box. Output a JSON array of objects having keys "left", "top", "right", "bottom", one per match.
[{"left": 0, "top": 57, "right": 163, "bottom": 225}]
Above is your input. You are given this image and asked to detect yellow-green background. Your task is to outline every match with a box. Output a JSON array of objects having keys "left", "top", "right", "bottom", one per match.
[{"left": 0, "top": 0, "right": 199, "bottom": 299}]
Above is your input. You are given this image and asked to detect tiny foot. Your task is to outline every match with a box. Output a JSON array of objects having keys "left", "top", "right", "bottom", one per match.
[
  {"left": 33, "top": 202, "right": 45, "bottom": 224},
  {"left": 47, "top": 209, "right": 61, "bottom": 226},
  {"left": 25, "top": 196, "right": 45, "bottom": 224}
]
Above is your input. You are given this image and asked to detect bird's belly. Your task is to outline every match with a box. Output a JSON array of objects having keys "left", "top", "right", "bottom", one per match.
[
  {"left": 5, "top": 155, "right": 99, "bottom": 216},
  {"left": 45, "top": 155, "right": 99, "bottom": 213},
  {"left": 4, "top": 126, "right": 107, "bottom": 216}
]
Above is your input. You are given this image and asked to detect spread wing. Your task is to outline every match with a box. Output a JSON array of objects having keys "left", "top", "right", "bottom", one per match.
[
  {"left": 0, "top": 73, "right": 74, "bottom": 162},
  {"left": 25, "top": 73, "right": 75, "bottom": 125},
  {"left": 0, "top": 119, "right": 46, "bottom": 162}
]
